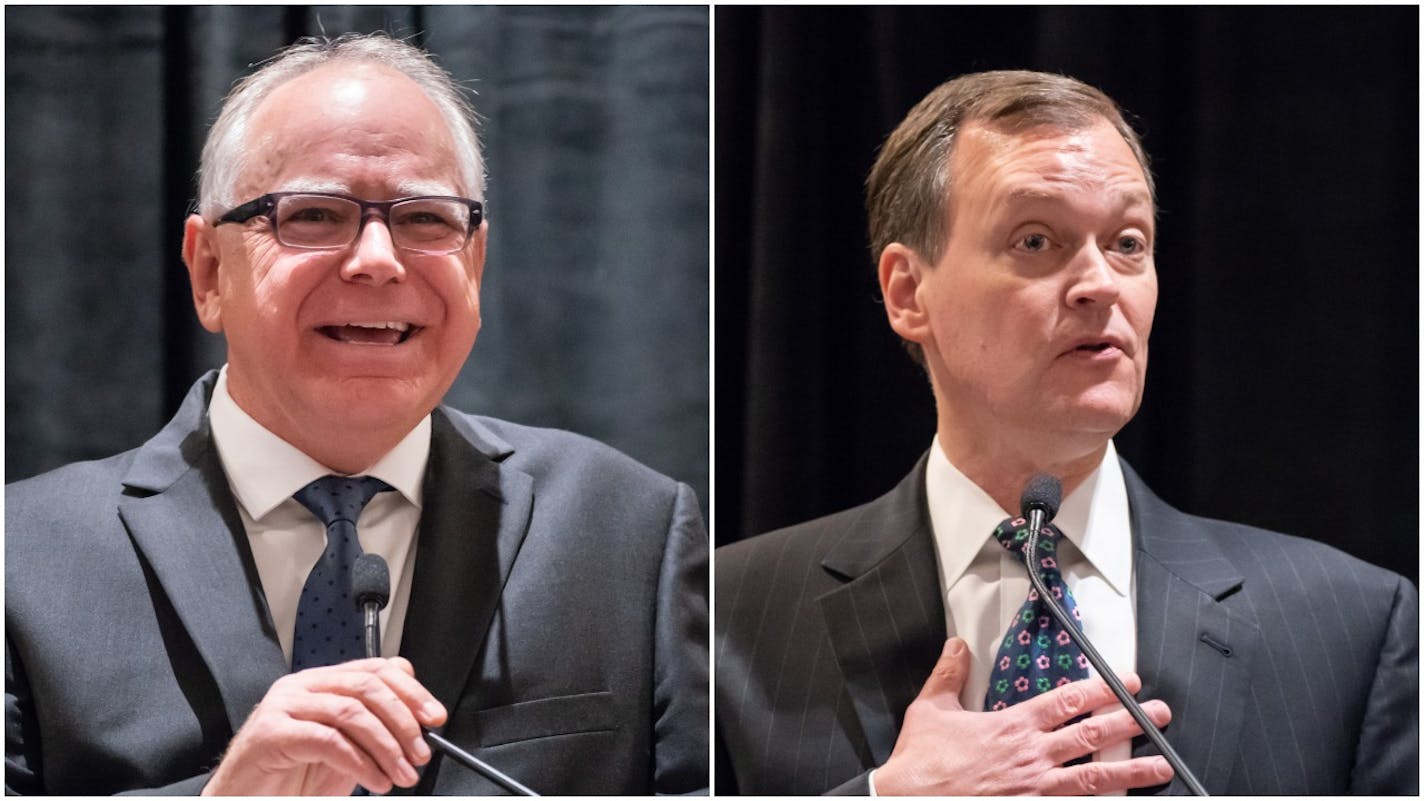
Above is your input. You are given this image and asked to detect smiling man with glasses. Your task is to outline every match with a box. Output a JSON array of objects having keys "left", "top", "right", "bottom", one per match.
[{"left": 6, "top": 33, "right": 708, "bottom": 796}]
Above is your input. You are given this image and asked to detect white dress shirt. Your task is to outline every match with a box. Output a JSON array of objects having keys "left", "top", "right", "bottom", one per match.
[
  {"left": 926, "top": 436, "right": 1137, "bottom": 768},
  {"left": 867, "top": 439, "right": 1138, "bottom": 795},
  {"left": 208, "top": 366, "right": 427, "bottom": 666}
]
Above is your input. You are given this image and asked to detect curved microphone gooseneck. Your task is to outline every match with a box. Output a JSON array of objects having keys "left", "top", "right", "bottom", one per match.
[
  {"left": 1019, "top": 475, "right": 1208, "bottom": 797},
  {"left": 352, "top": 554, "right": 540, "bottom": 796}
]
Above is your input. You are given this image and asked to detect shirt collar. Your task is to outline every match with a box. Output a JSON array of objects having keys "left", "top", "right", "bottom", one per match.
[
  {"left": 925, "top": 437, "right": 1132, "bottom": 596},
  {"left": 208, "top": 365, "right": 430, "bottom": 521}
]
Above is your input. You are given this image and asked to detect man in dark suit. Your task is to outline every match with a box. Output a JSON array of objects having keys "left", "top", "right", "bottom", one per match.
[
  {"left": 715, "top": 70, "right": 1417, "bottom": 795},
  {"left": 6, "top": 34, "right": 707, "bottom": 795}
]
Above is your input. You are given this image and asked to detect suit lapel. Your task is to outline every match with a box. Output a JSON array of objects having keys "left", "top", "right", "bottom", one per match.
[
  {"left": 1124, "top": 463, "right": 1259, "bottom": 795},
  {"left": 810, "top": 455, "right": 1261, "bottom": 788},
  {"left": 816, "top": 456, "right": 946, "bottom": 767},
  {"left": 118, "top": 373, "right": 287, "bottom": 734},
  {"left": 114, "top": 378, "right": 538, "bottom": 750},
  {"left": 399, "top": 409, "right": 534, "bottom": 717}
]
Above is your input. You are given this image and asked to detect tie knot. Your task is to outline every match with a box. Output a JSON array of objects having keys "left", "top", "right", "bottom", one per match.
[
  {"left": 294, "top": 475, "right": 393, "bottom": 527},
  {"left": 993, "top": 516, "right": 1062, "bottom": 562}
]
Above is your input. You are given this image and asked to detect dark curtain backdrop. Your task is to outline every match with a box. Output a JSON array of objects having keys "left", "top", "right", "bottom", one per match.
[
  {"left": 6, "top": 6, "right": 710, "bottom": 509},
  {"left": 716, "top": 6, "right": 1419, "bottom": 584}
]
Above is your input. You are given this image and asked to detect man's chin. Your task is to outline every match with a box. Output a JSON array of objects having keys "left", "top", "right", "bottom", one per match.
[
  {"left": 1035, "top": 381, "right": 1137, "bottom": 432},
  {"left": 277, "top": 375, "right": 437, "bottom": 438},
  {"left": 317, "top": 376, "right": 441, "bottom": 422},
  {"left": 1050, "top": 399, "right": 1138, "bottom": 440}
]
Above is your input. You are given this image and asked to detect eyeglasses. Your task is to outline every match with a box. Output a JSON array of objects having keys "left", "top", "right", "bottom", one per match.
[{"left": 215, "top": 192, "right": 484, "bottom": 255}]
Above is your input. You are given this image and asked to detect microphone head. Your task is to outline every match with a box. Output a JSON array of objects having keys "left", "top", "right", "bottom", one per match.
[
  {"left": 352, "top": 553, "right": 391, "bottom": 611},
  {"left": 1020, "top": 474, "right": 1063, "bottom": 522}
]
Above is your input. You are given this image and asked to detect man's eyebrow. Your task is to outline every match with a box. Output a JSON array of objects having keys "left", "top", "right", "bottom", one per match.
[
  {"left": 1003, "top": 185, "right": 1152, "bottom": 204},
  {"left": 268, "top": 180, "right": 460, "bottom": 197},
  {"left": 395, "top": 179, "right": 459, "bottom": 197},
  {"left": 275, "top": 179, "right": 350, "bottom": 194}
]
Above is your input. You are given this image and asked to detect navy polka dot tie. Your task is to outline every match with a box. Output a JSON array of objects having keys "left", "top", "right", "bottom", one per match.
[
  {"left": 983, "top": 517, "right": 1089, "bottom": 711},
  {"left": 290, "top": 475, "right": 393, "bottom": 671}
]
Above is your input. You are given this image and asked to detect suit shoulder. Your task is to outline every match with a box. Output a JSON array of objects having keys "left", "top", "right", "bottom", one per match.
[
  {"left": 472, "top": 410, "right": 672, "bottom": 478},
  {"left": 719, "top": 501, "right": 869, "bottom": 561},
  {"left": 443, "top": 409, "right": 687, "bottom": 504},
  {"left": 1127, "top": 462, "right": 1410, "bottom": 598},
  {"left": 1179, "top": 511, "right": 1414, "bottom": 609},
  {"left": 5, "top": 450, "right": 144, "bottom": 589},
  {"left": 715, "top": 498, "right": 893, "bottom": 597},
  {"left": 7, "top": 450, "right": 136, "bottom": 526}
]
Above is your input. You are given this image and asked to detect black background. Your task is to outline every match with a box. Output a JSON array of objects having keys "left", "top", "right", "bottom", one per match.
[{"left": 715, "top": 6, "right": 1419, "bottom": 585}]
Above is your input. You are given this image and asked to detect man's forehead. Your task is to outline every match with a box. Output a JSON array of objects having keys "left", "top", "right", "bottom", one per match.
[
  {"left": 956, "top": 118, "right": 1127, "bottom": 166},
  {"left": 953, "top": 120, "right": 1153, "bottom": 210},
  {"left": 266, "top": 60, "right": 413, "bottom": 102},
  {"left": 270, "top": 177, "right": 461, "bottom": 198},
  {"left": 247, "top": 61, "right": 451, "bottom": 147},
  {"left": 238, "top": 63, "right": 463, "bottom": 200}
]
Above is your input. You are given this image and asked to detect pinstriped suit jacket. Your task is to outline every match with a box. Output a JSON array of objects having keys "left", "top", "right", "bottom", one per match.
[{"left": 715, "top": 454, "right": 1418, "bottom": 794}]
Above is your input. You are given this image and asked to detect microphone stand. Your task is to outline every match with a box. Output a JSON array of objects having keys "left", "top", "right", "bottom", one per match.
[
  {"left": 362, "top": 602, "right": 381, "bottom": 662},
  {"left": 423, "top": 730, "right": 538, "bottom": 797},
  {"left": 1024, "top": 513, "right": 1208, "bottom": 796},
  {"left": 359, "top": 599, "right": 539, "bottom": 796}
]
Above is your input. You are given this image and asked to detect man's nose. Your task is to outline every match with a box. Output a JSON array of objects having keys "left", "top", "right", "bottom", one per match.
[
  {"left": 1064, "top": 242, "right": 1121, "bottom": 308},
  {"left": 340, "top": 214, "right": 407, "bottom": 285}
]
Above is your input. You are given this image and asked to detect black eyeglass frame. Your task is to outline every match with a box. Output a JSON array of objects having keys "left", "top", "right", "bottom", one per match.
[{"left": 214, "top": 191, "right": 485, "bottom": 254}]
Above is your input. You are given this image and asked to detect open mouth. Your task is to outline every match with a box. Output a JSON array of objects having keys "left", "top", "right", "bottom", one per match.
[
  {"left": 317, "top": 322, "right": 418, "bottom": 345},
  {"left": 1075, "top": 342, "right": 1113, "bottom": 353}
]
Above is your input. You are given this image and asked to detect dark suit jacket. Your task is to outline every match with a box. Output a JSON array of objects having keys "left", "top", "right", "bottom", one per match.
[
  {"left": 715, "top": 454, "right": 1418, "bottom": 795},
  {"left": 6, "top": 372, "right": 708, "bottom": 795}
]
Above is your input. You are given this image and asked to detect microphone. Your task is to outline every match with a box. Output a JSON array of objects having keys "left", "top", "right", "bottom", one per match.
[
  {"left": 1020, "top": 474, "right": 1060, "bottom": 545},
  {"left": 1018, "top": 475, "right": 1208, "bottom": 797},
  {"left": 352, "top": 555, "right": 539, "bottom": 796},
  {"left": 352, "top": 553, "right": 390, "bottom": 659}
]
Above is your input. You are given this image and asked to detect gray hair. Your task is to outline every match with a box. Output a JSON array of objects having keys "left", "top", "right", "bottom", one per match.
[{"left": 197, "top": 33, "right": 485, "bottom": 219}]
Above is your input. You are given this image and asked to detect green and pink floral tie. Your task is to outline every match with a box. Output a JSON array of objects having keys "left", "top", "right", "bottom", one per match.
[{"left": 984, "top": 517, "right": 1089, "bottom": 711}]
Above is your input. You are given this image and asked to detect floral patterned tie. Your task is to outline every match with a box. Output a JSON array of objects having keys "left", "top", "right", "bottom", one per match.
[{"left": 983, "top": 517, "right": 1089, "bottom": 711}]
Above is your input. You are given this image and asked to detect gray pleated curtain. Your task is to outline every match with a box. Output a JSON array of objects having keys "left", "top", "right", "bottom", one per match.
[{"left": 5, "top": 6, "right": 710, "bottom": 510}]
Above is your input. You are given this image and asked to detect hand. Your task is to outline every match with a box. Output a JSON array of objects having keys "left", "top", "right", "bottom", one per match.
[
  {"left": 202, "top": 657, "right": 448, "bottom": 796},
  {"left": 875, "top": 637, "right": 1174, "bottom": 796}
]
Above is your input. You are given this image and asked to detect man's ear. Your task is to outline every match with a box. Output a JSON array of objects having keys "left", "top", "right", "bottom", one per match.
[
  {"left": 879, "top": 242, "right": 932, "bottom": 347},
  {"left": 182, "top": 214, "right": 225, "bottom": 333},
  {"left": 466, "top": 219, "right": 488, "bottom": 286}
]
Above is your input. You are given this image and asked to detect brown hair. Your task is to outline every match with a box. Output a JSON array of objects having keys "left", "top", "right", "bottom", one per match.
[{"left": 865, "top": 70, "right": 1153, "bottom": 364}]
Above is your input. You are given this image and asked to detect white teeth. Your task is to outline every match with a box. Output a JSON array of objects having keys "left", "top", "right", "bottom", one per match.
[{"left": 346, "top": 322, "right": 411, "bottom": 332}]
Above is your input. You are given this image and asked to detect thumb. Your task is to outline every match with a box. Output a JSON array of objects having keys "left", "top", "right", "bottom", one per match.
[{"left": 917, "top": 636, "right": 971, "bottom": 710}]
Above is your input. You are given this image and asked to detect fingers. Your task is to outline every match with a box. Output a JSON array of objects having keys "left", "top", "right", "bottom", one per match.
[
  {"left": 1042, "top": 699, "right": 1172, "bottom": 764},
  {"left": 208, "top": 690, "right": 402, "bottom": 796},
  {"left": 325, "top": 663, "right": 439, "bottom": 754},
  {"left": 284, "top": 685, "right": 422, "bottom": 787},
  {"left": 380, "top": 657, "right": 449, "bottom": 728},
  {"left": 312, "top": 659, "right": 446, "bottom": 763},
  {"left": 207, "top": 658, "right": 444, "bottom": 795},
  {"left": 916, "top": 638, "right": 971, "bottom": 711},
  {"left": 271, "top": 717, "right": 401, "bottom": 794},
  {"left": 1040, "top": 755, "right": 1175, "bottom": 795},
  {"left": 1022, "top": 672, "right": 1143, "bottom": 729}
]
